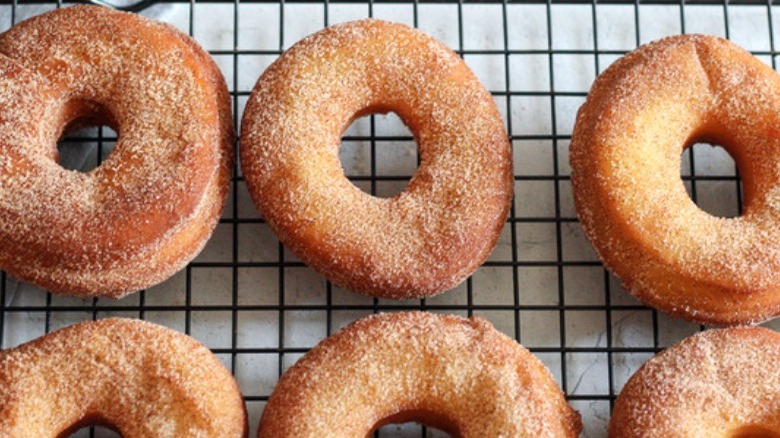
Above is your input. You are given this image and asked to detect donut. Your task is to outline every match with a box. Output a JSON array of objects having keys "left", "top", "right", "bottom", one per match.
[
  {"left": 610, "top": 327, "right": 780, "bottom": 436},
  {"left": 258, "top": 312, "right": 581, "bottom": 437},
  {"left": 0, "top": 318, "right": 247, "bottom": 437},
  {"left": 570, "top": 34, "right": 780, "bottom": 325},
  {"left": 0, "top": 5, "right": 233, "bottom": 297},
  {"left": 240, "top": 19, "right": 512, "bottom": 299}
]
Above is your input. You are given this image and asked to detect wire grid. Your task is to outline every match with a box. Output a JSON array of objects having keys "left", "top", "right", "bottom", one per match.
[{"left": 2, "top": 1, "right": 780, "bottom": 437}]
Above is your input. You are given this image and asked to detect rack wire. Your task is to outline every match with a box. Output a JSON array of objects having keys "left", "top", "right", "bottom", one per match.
[{"left": 1, "top": 1, "right": 779, "bottom": 436}]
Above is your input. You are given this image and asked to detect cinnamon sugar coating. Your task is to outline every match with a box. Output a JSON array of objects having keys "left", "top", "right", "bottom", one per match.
[
  {"left": 571, "top": 34, "right": 780, "bottom": 325},
  {"left": 0, "top": 5, "right": 233, "bottom": 297},
  {"left": 610, "top": 327, "right": 780, "bottom": 437},
  {"left": 240, "top": 19, "right": 513, "bottom": 299},
  {"left": 258, "top": 312, "right": 581, "bottom": 437},
  {"left": 0, "top": 318, "right": 247, "bottom": 437}
]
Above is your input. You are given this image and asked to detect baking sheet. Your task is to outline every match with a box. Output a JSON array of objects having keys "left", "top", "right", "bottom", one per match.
[{"left": 1, "top": 2, "right": 779, "bottom": 437}]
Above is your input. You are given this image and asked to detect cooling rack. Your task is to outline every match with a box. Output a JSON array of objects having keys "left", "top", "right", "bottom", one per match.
[{"left": 1, "top": 1, "right": 780, "bottom": 437}]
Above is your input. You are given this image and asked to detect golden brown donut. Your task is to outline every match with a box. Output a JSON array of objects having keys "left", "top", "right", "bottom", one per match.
[
  {"left": 0, "top": 5, "right": 233, "bottom": 297},
  {"left": 610, "top": 327, "right": 780, "bottom": 437},
  {"left": 258, "top": 312, "right": 581, "bottom": 437},
  {"left": 0, "top": 318, "right": 247, "bottom": 437},
  {"left": 571, "top": 34, "right": 780, "bottom": 325},
  {"left": 240, "top": 19, "right": 512, "bottom": 299}
]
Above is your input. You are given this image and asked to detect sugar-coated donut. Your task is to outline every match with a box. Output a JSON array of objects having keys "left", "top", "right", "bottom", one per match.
[
  {"left": 258, "top": 312, "right": 581, "bottom": 437},
  {"left": 610, "top": 327, "right": 780, "bottom": 437},
  {"left": 240, "top": 19, "right": 512, "bottom": 299},
  {"left": 571, "top": 34, "right": 780, "bottom": 325},
  {"left": 0, "top": 318, "right": 247, "bottom": 437},
  {"left": 0, "top": 5, "right": 233, "bottom": 297}
]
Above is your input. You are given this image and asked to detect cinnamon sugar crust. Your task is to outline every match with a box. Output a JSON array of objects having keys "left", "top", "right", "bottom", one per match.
[
  {"left": 0, "top": 318, "right": 247, "bottom": 437},
  {"left": 240, "top": 19, "right": 513, "bottom": 299},
  {"left": 258, "top": 312, "right": 581, "bottom": 437},
  {"left": 571, "top": 34, "right": 780, "bottom": 325},
  {"left": 0, "top": 5, "right": 233, "bottom": 297},
  {"left": 610, "top": 327, "right": 780, "bottom": 437}
]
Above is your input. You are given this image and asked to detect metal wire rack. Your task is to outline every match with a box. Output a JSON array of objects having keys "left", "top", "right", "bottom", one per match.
[{"left": 1, "top": 1, "right": 780, "bottom": 437}]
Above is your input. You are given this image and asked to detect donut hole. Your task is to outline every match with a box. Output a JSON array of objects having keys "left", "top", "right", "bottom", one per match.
[
  {"left": 729, "top": 425, "right": 780, "bottom": 438},
  {"left": 340, "top": 111, "right": 417, "bottom": 198},
  {"left": 680, "top": 140, "right": 742, "bottom": 218},
  {"left": 375, "top": 423, "right": 454, "bottom": 437},
  {"left": 371, "top": 409, "right": 456, "bottom": 437},
  {"left": 56, "top": 100, "right": 118, "bottom": 173},
  {"left": 60, "top": 415, "right": 121, "bottom": 438},
  {"left": 63, "top": 425, "right": 121, "bottom": 438}
]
